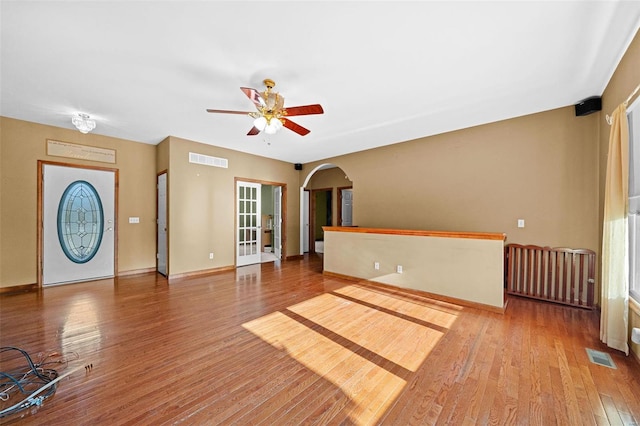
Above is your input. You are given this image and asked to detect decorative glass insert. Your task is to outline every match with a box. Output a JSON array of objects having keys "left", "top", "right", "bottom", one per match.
[{"left": 57, "top": 180, "right": 104, "bottom": 263}]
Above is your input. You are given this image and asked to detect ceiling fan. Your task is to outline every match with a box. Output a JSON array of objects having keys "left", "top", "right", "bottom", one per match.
[{"left": 206, "top": 79, "right": 324, "bottom": 136}]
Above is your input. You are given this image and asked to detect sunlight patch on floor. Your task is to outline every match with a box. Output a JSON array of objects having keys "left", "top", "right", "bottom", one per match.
[
  {"left": 242, "top": 284, "right": 459, "bottom": 424},
  {"left": 333, "top": 285, "right": 460, "bottom": 329},
  {"left": 288, "top": 293, "right": 443, "bottom": 372},
  {"left": 243, "top": 311, "right": 405, "bottom": 424}
]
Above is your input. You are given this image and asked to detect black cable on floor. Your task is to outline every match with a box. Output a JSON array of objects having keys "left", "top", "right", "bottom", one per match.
[{"left": 0, "top": 346, "right": 78, "bottom": 419}]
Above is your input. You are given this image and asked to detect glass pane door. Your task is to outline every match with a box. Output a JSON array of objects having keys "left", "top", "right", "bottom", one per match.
[{"left": 237, "top": 181, "right": 261, "bottom": 266}]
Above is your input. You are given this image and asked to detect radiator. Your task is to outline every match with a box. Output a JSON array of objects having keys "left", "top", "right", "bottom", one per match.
[{"left": 505, "top": 244, "right": 595, "bottom": 309}]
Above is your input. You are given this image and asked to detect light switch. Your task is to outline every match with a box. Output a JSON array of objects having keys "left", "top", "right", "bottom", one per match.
[
  {"left": 129, "top": 217, "right": 140, "bottom": 224},
  {"left": 517, "top": 219, "right": 525, "bottom": 228}
]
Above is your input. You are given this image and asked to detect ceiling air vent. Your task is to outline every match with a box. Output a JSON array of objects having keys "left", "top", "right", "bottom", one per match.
[{"left": 189, "top": 152, "right": 228, "bottom": 169}]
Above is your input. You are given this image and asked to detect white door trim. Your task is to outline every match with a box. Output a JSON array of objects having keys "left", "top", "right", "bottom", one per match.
[{"left": 273, "top": 186, "right": 282, "bottom": 259}]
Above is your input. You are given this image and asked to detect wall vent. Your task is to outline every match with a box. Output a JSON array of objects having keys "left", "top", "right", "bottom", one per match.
[{"left": 189, "top": 152, "right": 228, "bottom": 169}]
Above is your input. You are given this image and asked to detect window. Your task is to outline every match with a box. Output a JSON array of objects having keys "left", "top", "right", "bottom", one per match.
[
  {"left": 628, "top": 105, "right": 640, "bottom": 302},
  {"left": 57, "top": 180, "right": 104, "bottom": 263}
]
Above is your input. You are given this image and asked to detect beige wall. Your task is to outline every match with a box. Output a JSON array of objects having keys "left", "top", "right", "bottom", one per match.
[
  {"left": 599, "top": 29, "right": 640, "bottom": 361},
  {"left": 304, "top": 105, "right": 599, "bottom": 252},
  {"left": 307, "top": 167, "right": 352, "bottom": 191},
  {"left": 324, "top": 229, "right": 505, "bottom": 309},
  {"left": 0, "top": 120, "right": 303, "bottom": 286},
  {"left": 0, "top": 117, "right": 157, "bottom": 288},
  {"left": 164, "top": 136, "right": 300, "bottom": 276},
  {"left": 312, "top": 105, "right": 600, "bottom": 309}
]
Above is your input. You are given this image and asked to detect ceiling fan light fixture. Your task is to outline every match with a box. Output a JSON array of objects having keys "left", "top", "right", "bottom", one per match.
[
  {"left": 265, "top": 118, "right": 283, "bottom": 134},
  {"left": 254, "top": 116, "right": 283, "bottom": 134},
  {"left": 253, "top": 116, "right": 267, "bottom": 131},
  {"left": 207, "top": 78, "right": 323, "bottom": 136},
  {"left": 72, "top": 113, "right": 96, "bottom": 134}
]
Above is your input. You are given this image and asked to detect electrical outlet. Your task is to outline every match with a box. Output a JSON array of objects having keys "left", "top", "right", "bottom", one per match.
[
  {"left": 209, "top": 252, "right": 214, "bottom": 259},
  {"left": 374, "top": 262, "right": 380, "bottom": 270},
  {"left": 517, "top": 219, "right": 525, "bottom": 228},
  {"left": 396, "top": 265, "right": 403, "bottom": 274}
]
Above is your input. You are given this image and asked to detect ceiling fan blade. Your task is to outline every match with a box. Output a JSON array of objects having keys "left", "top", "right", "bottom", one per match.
[
  {"left": 206, "top": 109, "right": 253, "bottom": 115},
  {"left": 240, "top": 87, "right": 265, "bottom": 108},
  {"left": 247, "top": 126, "right": 260, "bottom": 136},
  {"left": 284, "top": 104, "right": 324, "bottom": 116},
  {"left": 281, "top": 118, "right": 311, "bottom": 136}
]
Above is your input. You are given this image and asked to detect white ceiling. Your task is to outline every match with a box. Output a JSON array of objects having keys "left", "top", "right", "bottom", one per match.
[{"left": 2, "top": 1, "right": 640, "bottom": 164}]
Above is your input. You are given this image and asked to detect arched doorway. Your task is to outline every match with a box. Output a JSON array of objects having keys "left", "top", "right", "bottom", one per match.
[{"left": 299, "top": 164, "right": 353, "bottom": 255}]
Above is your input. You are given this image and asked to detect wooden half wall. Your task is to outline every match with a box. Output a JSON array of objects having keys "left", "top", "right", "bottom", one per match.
[{"left": 323, "top": 227, "right": 507, "bottom": 312}]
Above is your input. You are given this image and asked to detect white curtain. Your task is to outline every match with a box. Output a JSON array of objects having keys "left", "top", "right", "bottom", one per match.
[{"left": 600, "top": 103, "right": 629, "bottom": 355}]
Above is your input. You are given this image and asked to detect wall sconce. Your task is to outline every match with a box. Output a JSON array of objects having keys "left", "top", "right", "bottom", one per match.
[{"left": 72, "top": 113, "right": 96, "bottom": 134}]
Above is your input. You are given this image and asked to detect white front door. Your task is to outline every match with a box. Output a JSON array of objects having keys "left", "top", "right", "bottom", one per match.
[
  {"left": 341, "top": 189, "right": 353, "bottom": 226},
  {"left": 157, "top": 172, "right": 168, "bottom": 276},
  {"left": 236, "top": 181, "right": 261, "bottom": 266},
  {"left": 43, "top": 164, "right": 116, "bottom": 286},
  {"left": 273, "top": 186, "right": 282, "bottom": 259}
]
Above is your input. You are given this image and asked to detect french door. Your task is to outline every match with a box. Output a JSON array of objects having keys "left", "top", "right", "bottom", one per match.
[{"left": 236, "top": 181, "right": 261, "bottom": 266}]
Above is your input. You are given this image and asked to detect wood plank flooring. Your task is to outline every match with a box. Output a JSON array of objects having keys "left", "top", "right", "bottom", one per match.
[{"left": 1, "top": 255, "right": 639, "bottom": 425}]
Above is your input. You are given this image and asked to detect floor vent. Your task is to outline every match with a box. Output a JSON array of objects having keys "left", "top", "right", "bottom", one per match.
[
  {"left": 189, "top": 152, "right": 228, "bottom": 168},
  {"left": 586, "top": 348, "right": 617, "bottom": 369}
]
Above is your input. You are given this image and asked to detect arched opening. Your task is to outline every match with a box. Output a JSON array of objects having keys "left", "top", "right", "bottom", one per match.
[{"left": 299, "top": 164, "right": 353, "bottom": 255}]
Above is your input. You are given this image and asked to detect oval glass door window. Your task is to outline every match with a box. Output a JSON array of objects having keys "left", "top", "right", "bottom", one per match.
[{"left": 57, "top": 180, "right": 104, "bottom": 263}]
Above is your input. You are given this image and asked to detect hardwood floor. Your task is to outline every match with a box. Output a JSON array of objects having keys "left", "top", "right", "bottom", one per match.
[{"left": 1, "top": 255, "right": 639, "bottom": 425}]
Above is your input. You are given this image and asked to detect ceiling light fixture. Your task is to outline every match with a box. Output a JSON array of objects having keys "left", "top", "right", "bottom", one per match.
[
  {"left": 72, "top": 113, "right": 96, "bottom": 134},
  {"left": 206, "top": 78, "right": 324, "bottom": 137},
  {"left": 251, "top": 80, "right": 285, "bottom": 135},
  {"left": 254, "top": 115, "right": 283, "bottom": 134}
]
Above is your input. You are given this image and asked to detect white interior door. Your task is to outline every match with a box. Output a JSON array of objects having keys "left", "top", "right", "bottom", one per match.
[
  {"left": 273, "top": 186, "right": 282, "bottom": 259},
  {"left": 157, "top": 172, "right": 167, "bottom": 276},
  {"left": 237, "top": 181, "right": 261, "bottom": 266},
  {"left": 43, "top": 164, "right": 115, "bottom": 286},
  {"left": 341, "top": 189, "right": 353, "bottom": 226},
  {"left": 303, "top": 190, "right": 310, "bottom": 253}
]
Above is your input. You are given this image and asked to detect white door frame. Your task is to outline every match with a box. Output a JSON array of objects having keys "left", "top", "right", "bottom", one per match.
[
  {"left": 302, "top": 190, "right": 310, "bottom": 253},
  {"left": 236, "top": 178, "right": 287, "bottom": 265},
  {"left": 273, "top": 186, "right": 282, "bottom": 259},
  {"left": 37, "top": 161, "right": 118, "bottom": 286},
  {"left": 157, "top": 171, "right": 168, "bottom": 276}
]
